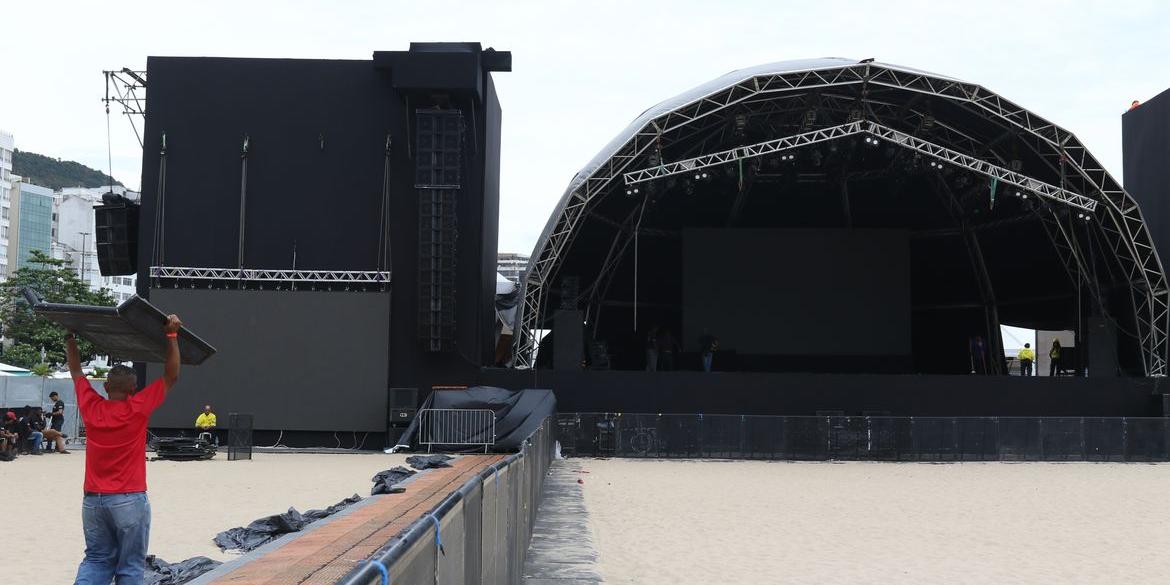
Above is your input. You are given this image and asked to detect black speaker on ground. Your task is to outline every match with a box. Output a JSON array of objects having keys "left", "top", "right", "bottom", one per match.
[
  {"left": 1087, "top": 316, "right": 1118, "bottom": 377},
  {"left": 94, "top": 197, "right": 139, "bottom": 276},
  {"left": 1162, "top": 394, "right": 1170, "bottom": 417},
  {"left": 388, "top": 387, "right": 418, "bottom": 424}
]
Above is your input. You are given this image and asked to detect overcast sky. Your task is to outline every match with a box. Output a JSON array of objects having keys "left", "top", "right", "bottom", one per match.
[{"left": 2, "top": 0, "right": 1167, "bottom": 255}]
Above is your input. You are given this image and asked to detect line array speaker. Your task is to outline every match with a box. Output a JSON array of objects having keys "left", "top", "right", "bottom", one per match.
[
  {"left": 95, "top": 199, "right": 140, "bottom": 276},
  {"left": 416, "top": 109, "right": 463, "bottom": 352}
]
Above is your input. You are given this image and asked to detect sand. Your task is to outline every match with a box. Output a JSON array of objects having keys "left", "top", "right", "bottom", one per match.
[
  {"left": 1, "top": 450, "right": 407, "bottom": 584},
  {"left": 580, "top": 459, "right": 1170, "bottom": 585}
]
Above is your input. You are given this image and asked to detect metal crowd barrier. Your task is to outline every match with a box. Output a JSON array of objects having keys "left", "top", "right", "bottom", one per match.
[
  {"left": 337, "top": 416, "right": 554, "bottom": 585},
  {"left": 556, "top": 413, "right": 1170, "bottom": 462},
  {"left": 419, "top": 408, "right": 497, "bottom": 453}
]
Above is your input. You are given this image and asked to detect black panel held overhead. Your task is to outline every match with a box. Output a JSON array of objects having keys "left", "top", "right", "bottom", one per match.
[
  {"left": 95, "top": 196, "right": 140, "bottom": 276},
  {"left": 416, "top": 109, "right": 463, "bottom": 352}
]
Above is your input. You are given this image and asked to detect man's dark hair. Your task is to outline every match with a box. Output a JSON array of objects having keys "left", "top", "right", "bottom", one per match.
[
  {"left": 106, "top": 365, "right": 137, "bottom": 393},
  {"left": 49, "top": 392, "right": 59, "bottom": 399}
]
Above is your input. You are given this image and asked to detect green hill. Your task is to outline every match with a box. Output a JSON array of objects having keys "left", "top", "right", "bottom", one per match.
[{"left": 12, "top": 149, "right": 122, "bottom": 190}]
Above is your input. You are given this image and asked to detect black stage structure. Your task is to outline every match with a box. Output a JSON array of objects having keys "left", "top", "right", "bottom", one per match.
[
  {"left": 501, "top": 58, "right": 1170, "bottom": 418},
  {"left": 132, "top": 43, "right": 510, "bottom": 443}
]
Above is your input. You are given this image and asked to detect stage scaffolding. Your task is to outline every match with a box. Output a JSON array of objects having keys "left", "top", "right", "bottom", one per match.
[{"left": 516, "top": 59, "right": 1167, "bottom": 376}]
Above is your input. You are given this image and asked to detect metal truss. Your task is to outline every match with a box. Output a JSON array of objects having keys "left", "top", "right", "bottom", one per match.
[
  {"left": 150, "top": 266, "right": 391, "bottom": 284},
  {"left": 516, "top": 62, "right": 1168, "bottom": 375},
  {"left": 103, "top": 68, "right": 147, "bottom": 148},
  {"left": 622, "top": 121, "right": 1098, "bottom": 213}
]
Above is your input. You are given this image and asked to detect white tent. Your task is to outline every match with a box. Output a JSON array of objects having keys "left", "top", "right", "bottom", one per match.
[
  {"left": 1000, "top": 325, "right": 1036, "bottom": 357},
  {"left": 0, "top": 362, "right": 33, "bottom": 376}
]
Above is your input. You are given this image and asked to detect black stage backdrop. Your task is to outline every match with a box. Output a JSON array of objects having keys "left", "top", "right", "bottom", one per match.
[
  {"left": 682, "top": 228, "right": 911, "bottom": 355},
  {"left": 146, "top": 289, "right": 390, "bottom": 432}
]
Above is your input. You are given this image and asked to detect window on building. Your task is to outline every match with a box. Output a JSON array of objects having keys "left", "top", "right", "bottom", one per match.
[{"left": 2, "top": 207, "right": 7, "bottom": 219}]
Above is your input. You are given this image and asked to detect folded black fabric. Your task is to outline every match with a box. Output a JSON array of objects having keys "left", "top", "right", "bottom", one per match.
[
  {"left": 213, "top": 494, "right": 363, "bottom": 552},
  {"left": 144, "top": 555, "right": 221, "bottom": 585}
]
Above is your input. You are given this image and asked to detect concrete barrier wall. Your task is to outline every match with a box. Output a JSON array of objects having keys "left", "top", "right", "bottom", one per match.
[{"left": 339, "top": 417, "right": 554, "bottom": 585}]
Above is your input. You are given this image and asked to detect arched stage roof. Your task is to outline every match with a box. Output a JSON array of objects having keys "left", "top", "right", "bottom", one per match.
[{"left": 517, "top": 58, "right": 1168, "bottom": 376}]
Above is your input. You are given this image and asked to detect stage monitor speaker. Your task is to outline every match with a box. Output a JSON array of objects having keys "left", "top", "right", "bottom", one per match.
[
  {"left": 1087, "top": 316, "right": 1118, "bottom": 377},
  {"left": 94, "top": 200, "right": 139, "bottom": 276},
  {"left": 1162, "top": 394, "right": 1170, "bottom": 417},
  {"left": 553, "top": 310, "right": 584, "bottom": 371},
  {"left": 388, "top": 387, "right": 418, "bottom": 423}
]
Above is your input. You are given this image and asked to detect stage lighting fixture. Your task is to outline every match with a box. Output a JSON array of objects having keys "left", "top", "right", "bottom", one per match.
[
  {"left": 701, "top": 172, "right": 709, "bottom": 179},
  {"left": 1021, "top": 194, "right": 1028, "bottom": 199},
  {"left": 1015, "top": 191, "right": 1022, "bottom": 197},
  {"left": 695, "top": 173, "right": 701, "bottom": 180}
]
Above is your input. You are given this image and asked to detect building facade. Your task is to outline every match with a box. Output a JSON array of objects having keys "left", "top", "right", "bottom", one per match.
[
  {"left": 497, "top": 252, "right": 529, "bottom": 285},
  {"left": 0, "top": 130, "right": 14, "bottom": 279},
  {"left": 7, "top": 181, "right": 54, "bottom": 270}
]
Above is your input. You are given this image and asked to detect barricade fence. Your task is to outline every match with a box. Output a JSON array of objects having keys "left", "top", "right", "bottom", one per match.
[
  {"left": 419, "top": 408, "right": 497, "bottom": 453},
  {"left": 337, "top": 415, "right": 554, "bottom": 585},
  {"left": 556, "top": 413, "right": 1170, "bottom": 462}
]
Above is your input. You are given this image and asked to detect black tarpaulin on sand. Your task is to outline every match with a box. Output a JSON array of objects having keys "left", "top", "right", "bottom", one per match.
[
  {"left": 213, "top": 494, "right": 362, "bottom": 553},
  {"left": 393, "top": 387, "right": 555, "bottom": 451}
]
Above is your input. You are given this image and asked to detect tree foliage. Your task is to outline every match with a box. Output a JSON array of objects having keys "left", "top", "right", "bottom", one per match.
[
  {"left": 12, "top": 149, "right": 122, "bottom": 190},
  {"left": 0, "top": 250, "right": 115, "bottom": 368}
]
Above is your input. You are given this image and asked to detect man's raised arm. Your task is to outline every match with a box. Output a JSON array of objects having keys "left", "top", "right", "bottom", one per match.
[
  {"left": 163, "top": 314, "right": 182, "bottom": 390},
  {"left": 65, "top": 333, "right": 84, "bottom": 382}
]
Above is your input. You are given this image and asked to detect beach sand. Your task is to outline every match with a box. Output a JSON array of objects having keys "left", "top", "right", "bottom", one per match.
[
  {"left": 580, "top": 459, "right": 1170, "bottom": 585},
  {"left": 1, "top": 451, "right": 406, "bottom": 584}
]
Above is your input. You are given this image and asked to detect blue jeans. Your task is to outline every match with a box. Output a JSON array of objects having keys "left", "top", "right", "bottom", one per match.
[
  {"left": 702, "top": 353, "right": 713, "bottom": 372},
  {"left": 75, "top": 492, "right": 151, "bottom": 585},
  {"left": 27, "top": 431, "right": 43, "bottom": 453}
]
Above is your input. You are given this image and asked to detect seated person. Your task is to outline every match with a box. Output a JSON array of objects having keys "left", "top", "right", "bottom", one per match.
[
  {"left": 0, "top": 417, "right": 18, "bottom": 461},
  {"left": 14, "top": 409, "right": 44, "bottom": 455},
  {"left": 196, "top": 404, "right": 217, "bottom": 431},
  {"left": 196, "top": 404, "right": 218, "bottom": 444},
  {"left": 26, "top": 408, "right": 69, "bottom": 454}
]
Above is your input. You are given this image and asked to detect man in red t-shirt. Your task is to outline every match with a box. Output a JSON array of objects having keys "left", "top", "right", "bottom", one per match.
[{"left": 69, "top": 314, "right": 182, "bottom": 585}]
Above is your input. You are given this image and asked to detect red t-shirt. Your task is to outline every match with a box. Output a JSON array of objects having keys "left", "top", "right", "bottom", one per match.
[{"left": 76, "top": 377, "right": 168, "bottom": 494}]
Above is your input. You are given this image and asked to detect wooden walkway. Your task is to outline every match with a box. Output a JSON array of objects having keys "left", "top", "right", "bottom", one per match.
[{"left": 199, "top": 454, "right": 505, "bottom": 585}]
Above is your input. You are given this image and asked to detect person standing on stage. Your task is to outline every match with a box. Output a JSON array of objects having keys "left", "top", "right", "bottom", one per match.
[
  {"left": 1049, "top": 339, "right": 1063, "bottom": 377},
  {"left": 658, "top": 328, "right": 680, "bottom": 371},
  {"left": 70, "top": 315, "right": 182, "bottom": 585},
  {"left": 1017, "top": 343, "right": 1035, "bottom": 377},
  {"left": 698, "top": 329, "right": 719, "bottom": 373},
  {"left": 969, "top": 335, "right": 989, "bottom": 375},
  {"left": 645, "top": 326, "right": 660, "bottom": 372}
]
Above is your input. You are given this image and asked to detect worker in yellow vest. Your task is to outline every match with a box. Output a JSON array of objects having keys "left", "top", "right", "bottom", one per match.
[{"left": 1017, "top": 343, "right": 1035, "bottom": 377}]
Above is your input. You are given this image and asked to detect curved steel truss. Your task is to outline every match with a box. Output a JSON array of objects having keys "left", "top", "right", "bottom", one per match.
[{"left": 516, "top": 61, "right": 1168, "bottom": 375}]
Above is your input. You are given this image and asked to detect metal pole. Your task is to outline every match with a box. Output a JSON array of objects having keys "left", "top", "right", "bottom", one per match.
[{"left": 79, "top": 232, "right": 90, "bottom": 285}]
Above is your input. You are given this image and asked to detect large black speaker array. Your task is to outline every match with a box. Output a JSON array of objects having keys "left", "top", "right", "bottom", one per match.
[
  {"left": 95, "top": 197, "right": 139, "bottom": 276},
  {"left": 416, "top": 110, "right": 463, "bottom": 352}
]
